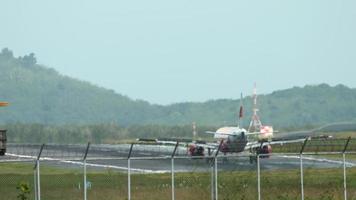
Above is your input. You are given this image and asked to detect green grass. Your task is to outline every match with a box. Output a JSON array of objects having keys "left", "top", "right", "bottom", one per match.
[{"left": 2, "top": 163, "right": 356, "bottom": 200}]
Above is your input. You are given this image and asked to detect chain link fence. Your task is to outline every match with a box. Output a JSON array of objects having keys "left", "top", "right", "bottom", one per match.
[
  {"left": 1, "top": 142, "right": 356, "bottom": 200},
  {"left": 0, "top": 160, "right": 35, "bottom": 200}
]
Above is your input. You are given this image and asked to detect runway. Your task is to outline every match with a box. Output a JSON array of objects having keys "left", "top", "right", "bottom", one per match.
[{"left": 1, "top": 143, "right": 355, "bottom": 173}]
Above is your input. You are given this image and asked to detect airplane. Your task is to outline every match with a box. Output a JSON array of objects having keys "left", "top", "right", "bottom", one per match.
[
  {"left": 187, "top": 95, "right": 288, "bottom": 157},
  {"left": 137, "top": 87, "right": 304, "bottom": 158},
  {"left": 200, "top": 85, "right": 278, "bottom": 156}
]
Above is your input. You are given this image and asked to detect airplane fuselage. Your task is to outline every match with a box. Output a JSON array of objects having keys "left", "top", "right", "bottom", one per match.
[{"left": 214, "top": 127, "right": 248, "bottom": 153}]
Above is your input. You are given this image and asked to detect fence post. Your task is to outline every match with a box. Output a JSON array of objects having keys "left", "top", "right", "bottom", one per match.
[
  {"left": 300, "top": 154, "right": 304, "bottom": 200},
  {"left": 37, "top": 160, "right": 41, "bottom": 200},
  {"left": 33, "top": 144, "right": 45, "bottom": 200},
  {"left": 211, "top": 163, "right": 214, "bottom": 200},
  {"left": 257, "top": 154, "right": 261, "bottom": 200},
  {"left": 343, "top": 153, "right": 347, "bottom": 200},
  {"left": 300, "top": 139, "right": 308, "bottom": 200},
  {"left": 214, "top": 156, "right": 218, "bottom": 200},
  {"left": 211, "top": 140, "right": 223, "bottom": 200},
  {"left": 34, "top": 169, "right": 37, "bottom": 200},
  {"left": 171, "top": 142, "right": 179, "bottom": 200},
  {"left": 127, "top": 143, "right": 134, "bottom": 200},
  {"left": 83, "top": 142, "right": 91, "bottom": 200},
  {"left": 342, "top": 137, "right": 351, "bottom": 200}
]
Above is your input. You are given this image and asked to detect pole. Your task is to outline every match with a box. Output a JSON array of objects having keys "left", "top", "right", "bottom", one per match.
[
  {"left": 171, "top": 158, "right": 175, "bottom": 200},
  {"left": 343, "top": 153, "right": 347, "bottom": 200},
  {"left": 33, "top": 144, "right": 44, "bottom": 200},
  {"left": 83, "top": 142, "right": 90, "bottom": 200},
  {"left": 342, "top": 137, "right": 351, "bottom": 200},
  {"left": 298, "top": 138, "right": 308, "bottom": 200},
  {"left": 211, "top": 140, "right": 224, "bottom": 200},
  {"left": 34, "top": 169, "right": 37, "bottom": 200},
  {"left": 300, "top": 154, "right": 304, "bottom": 200},
  {"left": 214, "top": 157, "right": 218, "bottom": 200},
  {"left": 128, "top": 158, "right": 131, "bottom": 200},
  {"left": 257, "top": 155, "right": 261, "bottom": 200},
  {"left": 37, "top": 160, "right": 41, "bottom": 200},
  {"left": 127, "top": 143, "right": 134, "bottom": 200},
  {"left": 84, "top": 160, "right": 87, "bottom": 200},
  {"left": 171, "top": 142, "right": 179, "bottom": 200},
  {"left": 211, "top": 163, "right": 214, "bottom": 200}
]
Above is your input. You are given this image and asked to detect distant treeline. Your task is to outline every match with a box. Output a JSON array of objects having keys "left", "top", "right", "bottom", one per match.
[
  {"left": 2, "top": 123, "right": 218, "bottom": 144},
  {"left": 1, "top": 123, "right": 322, "bottom": 144}
]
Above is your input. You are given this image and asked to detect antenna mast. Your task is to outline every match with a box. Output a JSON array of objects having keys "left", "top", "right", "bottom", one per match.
[{"left": 248, "top": 83, "right": 262, "bottom": 133}]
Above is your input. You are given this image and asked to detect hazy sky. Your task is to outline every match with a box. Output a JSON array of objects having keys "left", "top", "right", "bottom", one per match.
[{"left": 1, "top": 1, "right": 355, "bottom": 104}]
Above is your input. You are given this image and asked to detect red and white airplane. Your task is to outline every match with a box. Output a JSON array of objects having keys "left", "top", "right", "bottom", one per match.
[
  {"left": 149, "top": 89, "right": 303, "bottom": 158},
  {"left": 138, "top": 86, "right": 306, "bottom": 157}
]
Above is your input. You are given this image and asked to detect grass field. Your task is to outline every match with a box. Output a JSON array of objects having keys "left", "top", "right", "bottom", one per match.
[{"left": 2, "top": 162, "right": 356, "bottom": 200}]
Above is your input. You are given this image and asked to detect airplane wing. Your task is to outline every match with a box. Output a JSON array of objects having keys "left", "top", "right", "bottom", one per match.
[
  {"left": 273, "top": 122, "right": 356, "bottom": 140},
  {"left": 137, "top": 137, "right": 217, "bottom": 149},
  {"left": 206, "top": 130, "right": 259, "bottom": 136},
  {"left": 205, "top": 131, "right": 217, "bottom": 135},
  {"left": 245, "top": 138, "right": 306, "bottom": 150},
  {"left": 136, "top": 137, "right": 223, "bottom": 157}
]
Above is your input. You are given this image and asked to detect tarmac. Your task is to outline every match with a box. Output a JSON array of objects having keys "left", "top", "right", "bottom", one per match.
[{"left": 1, "top": 143, "right": 354, "bottom": 173}]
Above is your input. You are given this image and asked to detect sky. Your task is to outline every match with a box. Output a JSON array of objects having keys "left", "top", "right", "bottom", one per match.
[{"left": 1, "top": 1, "right": 355, "bottom": 105}]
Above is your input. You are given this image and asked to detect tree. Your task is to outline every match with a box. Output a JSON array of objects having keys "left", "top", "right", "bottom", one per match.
[
  {"left": 20, "top": 53, "right": 37, "bottom": 67},
  {"left": 0, "top": 48, "right": 13, "bottom": 59}
]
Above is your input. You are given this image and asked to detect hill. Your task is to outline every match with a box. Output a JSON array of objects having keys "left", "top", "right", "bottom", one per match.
[
  {"left": 1, "top": 48, "right": 356, "bottom": 128},
  {"left": 0, "top": 48, "right": 162, "bottom": 125}
]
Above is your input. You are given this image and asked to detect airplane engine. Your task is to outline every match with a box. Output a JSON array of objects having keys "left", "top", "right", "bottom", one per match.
[
  {"left": 256, "top": 144, "right": 272, "bottom": 158},
  {"left": 188, "top": 144, "right": 204, "bottom": 156},
  {"left": 220, "top": 142, "right": 229, "bottom": 154}
]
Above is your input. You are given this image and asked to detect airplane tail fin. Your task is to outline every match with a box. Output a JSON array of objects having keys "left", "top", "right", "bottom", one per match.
[{"left": 238, "top": 93, "right": 243, "bottom": 128}]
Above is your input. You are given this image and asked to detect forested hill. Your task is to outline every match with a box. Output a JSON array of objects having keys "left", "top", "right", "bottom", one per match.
[
  {"left": 1, "top": 48, "right": 356, "bottom": 128},
  {"left": 0, "top": 48, "right": 161, "bottom": 125}
]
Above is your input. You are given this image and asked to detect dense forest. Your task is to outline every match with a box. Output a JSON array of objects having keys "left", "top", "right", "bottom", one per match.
[
  {"left": 2, "top": 123, "right": 217, "bottom": 143},
  {"left": 4, "top": 122, "right": 355, "bottom": 144},
  {"left": 1, "top": 48, "right": 356, "bottom": 143}
]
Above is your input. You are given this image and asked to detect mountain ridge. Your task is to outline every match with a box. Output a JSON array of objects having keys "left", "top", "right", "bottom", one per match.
[{"left": 1, "top": 48, "right": 356, "bottom": 128}]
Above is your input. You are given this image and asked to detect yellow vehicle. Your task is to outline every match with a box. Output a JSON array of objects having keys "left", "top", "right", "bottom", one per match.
[
  {"left": 0, "top": 102, "right": 9, "bottom": 107},
  {"left": 0, "top": 102, "right": 8, "bottom": 156}
]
